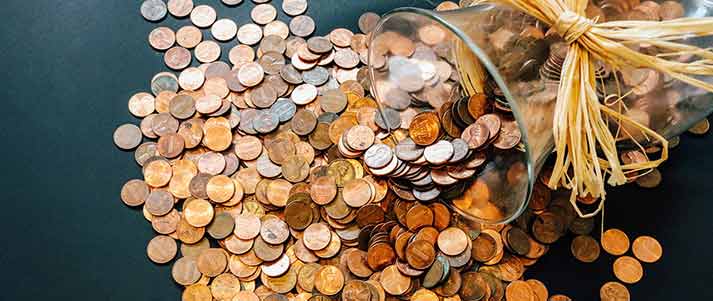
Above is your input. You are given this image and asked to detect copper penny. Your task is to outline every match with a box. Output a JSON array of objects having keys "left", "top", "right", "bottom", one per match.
[
  {"left": 165, "top": 46, "right": 192, "bottom": 70},
  {"left": 196, "top": 248, "right": 228, "bottom": 277},
  {"left": 380, "top": 265, "right": 410, "bottom": 296},
  {"left": 176, "top": 26, "right": 203, "bottom": 48},
  {"left": 167, "top": 0, "right": 193, "bottom": 18},
  {"left": 303, "top": 223, "right": 331, "bottom": 250},
  {"left": 437, "top": 227, "right": 468, "bottom": 256},
  {"left": 114, "top": 123, "right": 143, "bottom": 150},
  {"left": 190, "top": 5, "right": 217, "bottom": 28},
  {"left": 234, "top": 212, "right": 261, "bottom": 240},
  {"left": 600, "top": 281, "right": 630, "bottom": 301},
  {"left": 314, "top": 265, "right": 344, "bottom": 296},
  {"left": 631, "top": 235, "right": 662, "bottom": 263},
  {"left": 149, "top": 27, "right": 176, "bottom": 51},
  {"left": 613, "top": 256, "right": 643, "bottom": 284},
  {"left": 570, "top": 235, "right": 601, "bottom": 263},
  {"left": 601, "top": 228, "right": 630, "bottom": 256},
  {"left": 147, "top": 235, "right": 178, "bottom": 264}
]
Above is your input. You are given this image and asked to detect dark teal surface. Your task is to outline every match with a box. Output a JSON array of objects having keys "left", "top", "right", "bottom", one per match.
[{"left": 0, "top": 0, "right": 711, "bottom": 300}]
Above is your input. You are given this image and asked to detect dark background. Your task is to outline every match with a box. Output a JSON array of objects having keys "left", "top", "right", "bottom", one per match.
[{"left": 0, "top": 0, "right": 711, "bottom": 300}]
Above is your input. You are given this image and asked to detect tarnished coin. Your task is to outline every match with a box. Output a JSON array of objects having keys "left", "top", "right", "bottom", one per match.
[
  {"left": 570, "top": 235, "right": 601, "bottom": 263},
  {"left": 114, "top": 124, "right": 143, "bottom": 150},
  {"left": 141, "top": 0, "right": 167, "bottom": 22},
  {"left": 358, "top": 12, "right": 380, "bottom": 34}
]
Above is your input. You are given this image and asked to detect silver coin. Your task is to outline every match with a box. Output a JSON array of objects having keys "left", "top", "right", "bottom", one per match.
[
  {"left": 280, "top": 64, "right": 304, "bottom": 85},
  {"left": 239, "top": 108, "right": 258, "bottom": 135},
  {"left": 221, "top": 0, "right": 243, "bottom": 5},
  {"left": 282, "top": 0, "right": 308, "bottom": 16},
  {"left": 364, "top": 144, "right": 393, "bottom": 169},
  {"left": 252, "top": 109, "right": 280, "bottom": 133},
  {"left": 289, "top": 15, "right": 315, "bottom": 37},
  {"left": 413, "top": 187, "right": 440, "bottom": 202},
  {"left": 256, "top": 152, "right": 282, "bottom": 178},
  {"left": 141, "top": 0, "right": 168, "bottom": 22},
  {"left": 307, "top": 36, "right": 333, "bottom": 54},
  {"left": 317, "top": 112, "right": 339, "bottom": 123},
  {"left": 270, "top": 98, "right": 297, "bottom": 123},
  {"left": 151, "top": 74, "right": 179, "bottom": 95},
  {"left": 395, "top": 138, "right": 424, "bottom": 161},
  {"left": 114, "top": 124, "right": 143, "bottom": 150},
  {"left": 424, "top": 140, "right": 454, "bottom": 165},
  {"left": 449, "top": 138, "right": 470, "bottom": 163},
  {"left": 375, "top": 108, "right": 401, "bottom": 130},
  {"left": 302, "top": 66, "right": 330, "bottom": 86}
]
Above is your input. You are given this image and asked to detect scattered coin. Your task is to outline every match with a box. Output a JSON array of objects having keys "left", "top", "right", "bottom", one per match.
[
  {"left": 601, "top": 229, "right": 630, "bottom": 256},
  {"left": 141, "top": 0, "right": 168, "bottom": 22},
  {"left": 631, "top": 236, "right": 662, "bottom": 263},
  {"left": 613, "top": 256, "right": 644, "bottom": 284}
]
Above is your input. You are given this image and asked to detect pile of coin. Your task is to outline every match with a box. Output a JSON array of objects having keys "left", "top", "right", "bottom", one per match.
[{"left": 115, "top": 1, "right": 677, "bottom": 301}]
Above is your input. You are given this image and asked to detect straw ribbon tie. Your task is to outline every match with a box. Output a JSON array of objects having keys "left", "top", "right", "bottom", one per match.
[{"left": 554, "top": 10, "right": 593, "bottom": 44}]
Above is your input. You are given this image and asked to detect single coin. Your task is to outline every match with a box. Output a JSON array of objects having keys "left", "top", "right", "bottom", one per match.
[
  {"left": 342, "top": 178, "right": 372, "bottom": 207},
  {"left": 147, "top": 235, "right": 177, "bottom": 264},
  {"left": 195, "top": 41, "right": 221, "bottom": 63},
  {"left": 358, "top": 12, "right": 380, "bottom": 34},
  {"left": 600, "top": 281, "right": 630, "bottom": 301},
  {"left": 613, "top": 256, "right": 643, "bottom": 284},
  {"left": 197, "top": 248, "right": 228, "bottom": 277},
  {"left": 251, "top": 4, "right": 277, "bottom": 25},
  {"left": 380, "top": 265, "right": 410, "bottom": 295},
  {"left": 190, "top": 5, "right": 217, "bottom": 28},
  {"left": 264, "top": 21, "right": 290, "bottom": 40},
  {"left": 631, "top": 236, "right": 662, "bottom": 263},
  {"left": 526, "top": 279, "right": 549, "bottom": 301},
  {"left": 167, "top": 0, "right": 193, "bottom": 18},
  {"left": 570, "top": 235, "right": 601, "bottom": 263},
  {"left": 291, "top": 84, "right": 318, "bottom": 105},
  {"left": 290, "top": 15, "right": 315, "bottom": 37},
  {"left": 114, "top": 124, "right": 142, "bottom": 150},
  {"left": 601, "top": 229, "right": 630, "bottom": 256},
  {"left": 234, "top": 213, "right": 261, "bottom": 240},
  {"left": 149, "top": 27, "right": 176, "bottom": 51},
  {"left": 141, "top": 0, "right": 167, "bottom": 22},
  {"left": 437, "top": 227, "right": 468, "bottom": 256},
  {"left": 126, "top": 92, "right": 153, "bottom": 118},
  {"left": 314, "top": 265, "right": 345, "bottom": 295},
  {"left": 212, "top": 19, "right": 238, "bottom": 41},
  {"left": 184, "top": 198, "right": 215, "bottom": 227},
  {"left": 260, "top": 215, "right": 290, "bottom": 244},
  {"left": 424, "top": 141, "right": 454, "bottom": 165},
  {"left": 164, "top": 46, "right": 192, "bottom": 70},
  {"left": 303, "top": 223, "right": 331, "bottom": 251},
  {"left": 157, "top": 133, "right": 185, "bottom": 158},
  {"left": 238, "top": 23, "right": 263, "bottom": 45},
  {"left": 121, "top": 179, "right": 150, "bottom": 207},
  {"left": 329, "top": 28, "right": 353, "bottom": 48},
  {"left": 145, "top": 190, "right": 174, "bottom": 216},
  {"left": 172, "top": 256, "right": 202, "bottom": 285},
  {"left": 505, "top": 280, "right": 535, "bottom": 301},
  {"left": 176, "top": 26, "right": 203, "bottom": 49},
  {"left": 410, "top": 112, "right": 441, "bottom": 146},
  {"left": 144, "top": 159, "right": 173, "bottom": 187},
  {"left": 334, "top": 49, "right": 360, "bottom": 69},
  {"left": 207, "top": 175, "right": 235, "bottom": 203},
  {"left": 282, "top": 0, "right": 308, "bottom": 16},
  {"left": 310, "top": 176, "right": 338, "bottom": 205},
  {"left": 239, "top": 63, "right": 265, "bottom": 87},
  {"left": 406, "top": 239, "right": 436, "bottom": 269}
]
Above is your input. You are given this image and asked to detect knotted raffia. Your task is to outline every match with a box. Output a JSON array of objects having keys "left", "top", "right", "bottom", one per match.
[{"left": 491, "top": 0, "right": 713, "bottom": 217}]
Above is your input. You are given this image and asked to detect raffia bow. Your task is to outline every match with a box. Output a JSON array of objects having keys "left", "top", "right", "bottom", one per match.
[{"left": 492, "top": 0, "right": 713, "bottom": 217}]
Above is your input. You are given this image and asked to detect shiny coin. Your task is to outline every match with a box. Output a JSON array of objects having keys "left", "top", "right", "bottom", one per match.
[
  {"left": 190, "top": 5, "right": 217, "bottom": 28},
  {"left": 613, "top": 256, "right": 643, "bottom": 284},
  {"left": 167, "top": 0, "right": 193, "bottom": 18},
  {"left": 600, "top": 281, "right": 630, "bottom": 301},
  {"left": 290, "top": 15, "right": 315, "bottom": 37},
  {"left": 251, "top": 4, "right": 278, "bottom": 25},
  {"left": 212, "top": 19, "right": 238, "bottom": 41},
  {"left": 238, "top": 24, "right": 263, "bottom": 45},
  {"left": 601, "top": 228, "right": 630, "bottom": 256},
  {"left": 631, "top": 235, "right": 662, "bottom": 263},
  {"left": 282, "top": 0, "right": 308, "bottom": 16},
  {"left": 141, "top": 0, "right": 167, "bottom": 22}
]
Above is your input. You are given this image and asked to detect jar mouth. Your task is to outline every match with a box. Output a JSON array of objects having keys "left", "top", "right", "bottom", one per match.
[{"left": 367, "top": 6, "right": 537, "bottom": 224}]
